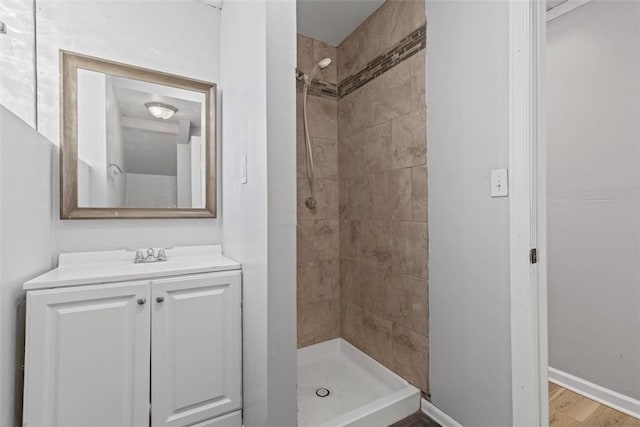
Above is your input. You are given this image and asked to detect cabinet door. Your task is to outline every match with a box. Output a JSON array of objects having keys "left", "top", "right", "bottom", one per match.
[
  {"left": 151, "top": 271, "right": 241, "bottom": 427},
  {"left": 23, "top": 281, "right": 151, "bottom": 427}
]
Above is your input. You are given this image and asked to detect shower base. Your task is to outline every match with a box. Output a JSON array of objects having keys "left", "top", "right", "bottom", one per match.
[{"left": 298, "top": 338, "right": 420, "bottom": 427}]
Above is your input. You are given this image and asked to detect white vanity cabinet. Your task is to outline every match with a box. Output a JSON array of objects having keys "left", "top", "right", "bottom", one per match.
[
  {"left": 22, "top": 246, "right": 242, "bottom": 427},
  {"left": 151, "top": 272, "right": 241, "bottom": 426}
]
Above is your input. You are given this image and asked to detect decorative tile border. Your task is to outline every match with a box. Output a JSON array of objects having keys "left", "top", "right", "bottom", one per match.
[
  {"left": 297, "top": 23, "right": 426, "bottom": 101},
  {"left": 296, "top": 78, "right": 338, "bottom": 100},
  {"left": 339, "top": 24, "right": 426, "bottom": 99}
]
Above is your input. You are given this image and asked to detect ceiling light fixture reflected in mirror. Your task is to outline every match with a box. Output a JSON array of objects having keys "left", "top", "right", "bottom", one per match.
[{"left": 145, "top": 102, "right": 177, "bottom": 120}]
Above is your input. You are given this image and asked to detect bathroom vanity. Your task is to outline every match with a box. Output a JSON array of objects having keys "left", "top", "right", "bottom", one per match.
[{"left": 22, "top": 245, "right": 242, "bottom": 427}]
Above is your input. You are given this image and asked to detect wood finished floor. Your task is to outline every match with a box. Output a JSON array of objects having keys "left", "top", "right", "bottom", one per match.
[
  {"left": 550, "top": 382, "right": 640, "bottom": 426},
  {"left": 391, "top": 411, "right": 441, "bottom": 427},
  {"left": 390, "top": 382, "right": 640, "bottom": 427}
]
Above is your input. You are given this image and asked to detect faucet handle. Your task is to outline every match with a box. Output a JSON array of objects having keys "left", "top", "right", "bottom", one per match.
[{"left": 145, "top": 248, "right": 157, "bottom": 262}]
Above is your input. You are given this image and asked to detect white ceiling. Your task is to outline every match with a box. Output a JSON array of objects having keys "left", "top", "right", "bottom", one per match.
[
  {"left": 110, "top": 82, "right": 203, "bottom": 176},
  {"left": 297, "top": 0, "right": 386, "bottom": 47},
  {"left": 547, "top": 0, "right": 569, "bottom": 11}
]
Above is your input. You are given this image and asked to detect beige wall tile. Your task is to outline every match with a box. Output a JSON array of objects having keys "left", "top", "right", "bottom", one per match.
[
  {"left": 339, "top": 219, "right": 362, "bottom": 261},
  {"left": 361, "top": 220, "right": 393, "bottom": 271},
  {"left": 297, "top": 133, "right": 307, "bottom": 178},
  {"left": 391, "top": 107, "right": 427, "bottom": 169},
  {"left": 387, "top": 273, "right": 428, "bottom": 337},
  {"left": 297, "top": 259, "right": 340, "bottom": 306},
  {"left": 411, "top": 165, "right": 428, "bottom": 221},
  {"left": 306, "top": 96, "right": 338, "bottom": 139},
  {"left": 361, "top": 268, "right": 391, "bottom": 317},
  {"left": 388, "top": 0, "right": 426, "bottom": 46},
  {"left": 297, "top": 34, "right": 314, "bottom": 75},
  {"left": 340, "top": 260, "right": 363, "bottom": 306},
  {"left": 362, "top": 121, "right": 392, "bottom": 174},
  {"left": 392, "top": 221, "right": 428, "bottom": 278},
  {"left": 372, "top": 60, "right": 412, "bottom": 125},
  {"left": 373, "top": 168, "right": 412, "bottom": 221},
  {"left": 411, "top": 49, "right": 426, "bottom": 110},
  {"left": 362, "top": 310, "right": 394, "bottom": 367},
  {"left": 297, "top": 219, "right": 339, "bottom": 264},
  {"left": 347, "top": 175, "right": 374, "bottom": 220},
  {"left": 358, "top": 3, "right": 391, "bottom": 67},
  {"left": 338, "top": 87, "right": 374, "bottom": 138},
  {"left": 313, "top": 137, "right": 339, "bottom": 180},
  {"left": 338, "top": 133, "right": 364, "bottom": 179},
  {"left": 338, "top": 30, "right": 361, "bottom": 83},
  {"left": 392, "top": 323, "right": 428, "bottom": 392},
  {"left": 299, "top": 298, "right": 341, "bottom": 347},
  {"left": 297, "top": 178, "right": 339, "bottom": 221},
  {"left": 298, "top": 303, "right": 315, "bottom": 348},
  {"left": 297, "top": 135, "right": 339, "bottom": 180},
  {"left": 314, "top": 298, "right": 341, "bottom": 342},
  {"left": 339, "top": 179, "right": 349, "bottom": 220},
  {"left": 296, "top": 92, "right": 304, "bottom": 135},
  {"left": 341, "top": 301, "right": 363, "bottom": 348}
]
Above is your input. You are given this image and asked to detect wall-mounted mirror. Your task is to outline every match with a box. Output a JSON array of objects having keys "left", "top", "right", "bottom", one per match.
[{"left": 60, "top": 50, "right": 216, "bottom": 219}]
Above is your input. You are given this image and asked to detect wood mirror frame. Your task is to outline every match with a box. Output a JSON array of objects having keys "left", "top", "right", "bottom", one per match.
[{"left": 60, "top": 50, "right": 217, "bottom": 219}]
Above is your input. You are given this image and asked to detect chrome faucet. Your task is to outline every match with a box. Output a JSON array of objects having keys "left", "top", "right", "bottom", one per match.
[{"left": 134, "top": 248, "right": 167, "bottom": 264}]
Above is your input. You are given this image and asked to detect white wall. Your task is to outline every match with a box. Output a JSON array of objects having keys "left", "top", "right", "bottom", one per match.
[
  {"left": 126, "top": 173, "right": 177, "bottom": 209},
  {"left": 0, "top": 106, "right": 54, "bottom": 427},
  {"left": 0, "top": 0, "right": 36, "bottom": 127},
  {"left": 36, "top": 0, "right": 219, "bottom": 144},
  {"left": 77, "top": 70, "right": 108, "bottom": 206},
  {"left": 547, "top": 0, "right": 640, "bottom": 400},
  {"left": 426, "top": 1, "right": 513, "bottom": 425},
  {"left": 221, "top": 2, "right": 269, "bottom": 425},
  {"left": 177, "top": 143, "right": 192, "bottom": 208},
  {"left": 220, "top": 0, "right": 297, "bottom": 425},
  {"left": 34, "top": 0, "right": 223, "bottom": 258},
  {"left": 77, "top": 160, "right": 91, "bottom": 207}
]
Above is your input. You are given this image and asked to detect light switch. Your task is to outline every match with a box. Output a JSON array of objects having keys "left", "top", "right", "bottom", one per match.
[
  {"left": 491, "top": 169, "right": 508, "bottom": 197},
  {"left": 240, "top": 156, "right": 248, "bottom": 184}
]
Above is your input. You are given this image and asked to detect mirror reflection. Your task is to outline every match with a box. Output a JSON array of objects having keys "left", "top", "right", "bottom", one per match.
[{"left": 76, "top": 70, "right": 207, "bottom": 210}]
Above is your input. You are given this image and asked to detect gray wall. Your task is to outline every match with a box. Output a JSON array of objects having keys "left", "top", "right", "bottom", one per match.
[
  {"left": 0, "top": 106, "right": 55, "bottom": 427},
  {"left": 547, "top": 0, "right": 640, "bottom": 400},
  {"left": 426, "top": 1, "right": 513, "bottom": 425}
]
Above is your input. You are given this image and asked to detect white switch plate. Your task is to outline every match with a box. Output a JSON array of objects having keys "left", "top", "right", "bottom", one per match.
[
  {"left": 240, "top": 156, "right": 247, "bottom": 184},
  {"left": 491, "top": 169, "right": 508, "bottom": 197}
]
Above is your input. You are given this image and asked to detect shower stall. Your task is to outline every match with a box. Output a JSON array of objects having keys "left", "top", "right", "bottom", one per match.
[{"left": 295, "top": 1, "right": 428, "bottom": 425}]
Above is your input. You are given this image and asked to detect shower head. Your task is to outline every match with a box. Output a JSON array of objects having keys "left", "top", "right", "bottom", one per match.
[
  {"left": 305, "top": 58, "right": 333, "bottom": 85},
  {"left": 317, "top": 58, "right": 332, "bottom": 69}
]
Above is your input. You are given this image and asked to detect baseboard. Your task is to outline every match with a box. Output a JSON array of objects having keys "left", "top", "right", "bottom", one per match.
[
  {"left": 421, "top": 399, "right": 463, "bottom": 427},
  {"left": 549, "top": 367, "right": 640, "bottom": 420}
]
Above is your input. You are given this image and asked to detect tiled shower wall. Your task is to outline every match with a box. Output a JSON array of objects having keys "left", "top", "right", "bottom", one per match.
[
  {"left": 297, "top": 0, "right": 428, "bottom": 394},
  {"left": 337, "top": 0, "right": 428, "bottom": 393},
  {"left": 296, "top": 35, "right": 340, "bottom": 347}
]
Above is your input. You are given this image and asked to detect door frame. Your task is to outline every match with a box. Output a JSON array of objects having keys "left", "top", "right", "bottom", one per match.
[{"left": 508, "top": 0, "right": 548, "bottom": 425}]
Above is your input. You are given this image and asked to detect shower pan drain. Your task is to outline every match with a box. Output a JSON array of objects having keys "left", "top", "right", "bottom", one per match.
[{"left": 315, "top": 387, "right": 331, "bottom": 398}]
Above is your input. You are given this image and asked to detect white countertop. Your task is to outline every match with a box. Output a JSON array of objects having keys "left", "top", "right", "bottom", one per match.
[{"left": 24, "top": 245, "right": 241, "bottom": 290}]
